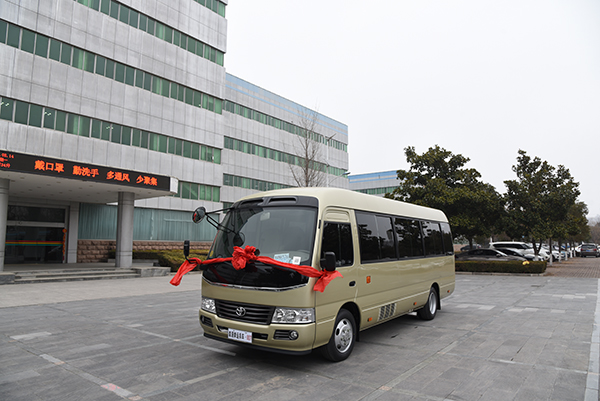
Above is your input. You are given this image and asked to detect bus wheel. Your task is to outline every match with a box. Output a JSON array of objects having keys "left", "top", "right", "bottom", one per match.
[
  {"left": 417, "top": 287, "right": 438, "bottom": 321},
  {"left": 320, "top": 309, "right": 356, "bottom": 362}
]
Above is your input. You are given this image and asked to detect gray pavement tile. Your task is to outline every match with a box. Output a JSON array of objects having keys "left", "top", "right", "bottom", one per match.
[
  {"left": 551, "top": 384, "right": 587, "bottom": 401},
  {"left": 439, "top": 366, "right": 474, "bottom": 382},
  {"left": 511, "top": 337, "right": 547, "bottom": 364},
  {"left": 373, "top": 391, "right": 419, "bottom": 401},
  {"left": 1, "top": 274, "right": 599, "bottom": 400},
  {"left": 144, "top": 390, "right": 183, "bottom": 401},
  {"left": 285, "top": 380, "right": 369, "bottom": 401},
  {"left": 479, "top": 387, "right": 519, "bottom": 401},
  {"left": 514, "top": 386, "right": 554, "bottom": 401}
]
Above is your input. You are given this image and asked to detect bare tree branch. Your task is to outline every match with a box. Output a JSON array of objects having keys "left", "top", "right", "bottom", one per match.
[{"left": 289, "top": 107, "right": 329, "bottom": 187}]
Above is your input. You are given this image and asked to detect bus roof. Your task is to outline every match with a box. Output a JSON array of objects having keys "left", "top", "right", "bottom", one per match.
[{"left": 235, "top": 188, "right": 448, "bottom": 223}]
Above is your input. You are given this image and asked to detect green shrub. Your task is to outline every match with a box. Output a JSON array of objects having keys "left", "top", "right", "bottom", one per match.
[
  {"left": 106, "top": 249, "right": 209, "bottom": 272},
  {"left": 153, "top": 250, "right": 208, "bottom": 272},
  {"left": 455, "top": 260, "right": 546, "bottom": 274}
]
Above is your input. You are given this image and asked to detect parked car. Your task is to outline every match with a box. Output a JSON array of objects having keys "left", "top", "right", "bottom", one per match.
[
  {"left": 455, "top": 248, "right": 526, "bottom": 262},
  {"left": 499, "top": 247, "right": 537, "bottom": 261},
  {"left": 490, "top": 241, "right": 545, "bottom": 260},
  {"left": 535, "top": 244, "right": 561, "bottom": 261},
  {"left": 580, "top": 244, "right": 600, "bottom": 258},
  {"left": 460, "top": 244, "right": 481, "bottom": 251}
]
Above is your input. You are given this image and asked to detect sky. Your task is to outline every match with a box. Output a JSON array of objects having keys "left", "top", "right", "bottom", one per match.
[{"left": 225, "top": 1, "right": 600, "bottom": 218}]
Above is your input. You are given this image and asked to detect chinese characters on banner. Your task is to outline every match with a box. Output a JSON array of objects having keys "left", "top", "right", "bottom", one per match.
[{"left": 0, "top": 151, "right": 170, "bottom": 190}]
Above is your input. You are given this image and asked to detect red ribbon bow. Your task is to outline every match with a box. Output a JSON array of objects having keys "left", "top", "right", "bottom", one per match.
[
  {"left": 170, "top": 246, "right": 342, "bottom": 292},
  {"left": 232, "top": 245, "right": 258, "bottom": 269}
]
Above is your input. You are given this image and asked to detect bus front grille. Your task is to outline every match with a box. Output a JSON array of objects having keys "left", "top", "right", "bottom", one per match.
[{"left": 216, "top": 300, "right": 275, "bottom": 325}]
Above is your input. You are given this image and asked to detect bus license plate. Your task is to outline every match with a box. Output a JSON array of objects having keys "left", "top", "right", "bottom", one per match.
[{"left": 228, "top": 328, "right": 252, "bottom": 343}]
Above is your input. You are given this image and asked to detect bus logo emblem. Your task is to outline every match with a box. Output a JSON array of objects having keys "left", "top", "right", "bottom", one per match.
[{"left": 236, "top": 306, "right": 246, "bottom": 317}]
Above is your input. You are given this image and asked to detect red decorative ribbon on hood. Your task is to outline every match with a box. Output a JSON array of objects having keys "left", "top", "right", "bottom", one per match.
[{"left": 170, "top": 245, "right": 342, "bottom": 292}]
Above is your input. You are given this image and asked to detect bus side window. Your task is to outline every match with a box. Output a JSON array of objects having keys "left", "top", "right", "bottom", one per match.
[
  {"left": 321, "top": 222, "right": 354, "bottom": 266},
  {"left": 440, "top": 222, "right": 454, "bottom": 255},
  {"left": 422, "top": 221, "right": 444, "bottom": 256},
  {"left": 395, "top": 217, "right": 424, "bottom": 257},
  {"left": 356, "top": 212, "right": 396, "bottom": 262}
]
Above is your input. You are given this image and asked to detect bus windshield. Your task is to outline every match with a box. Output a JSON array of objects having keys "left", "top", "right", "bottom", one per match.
[{"left": 204, "top": 205, "right": 318, "bottom": 289}]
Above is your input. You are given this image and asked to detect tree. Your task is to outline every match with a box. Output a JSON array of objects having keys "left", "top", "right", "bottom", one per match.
[
  {"left": 590, "top": 222, "right": 600, "bottom": 244},
  {"left": 288, "top": 107, "right": 329, "bottom": 187},
  {"left": 503, "top": 150, "right": 580, "bottom": 256},
  {"left": 385, "top": 145, "right": 504, "bottom": 247},
  {"left": 564, "top": 202, "right": 590, "bottom": 245}
]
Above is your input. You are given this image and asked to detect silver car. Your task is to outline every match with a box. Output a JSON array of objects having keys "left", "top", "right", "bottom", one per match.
[{"left": 456, "top": 248, "right": 526, "bottom": 261}]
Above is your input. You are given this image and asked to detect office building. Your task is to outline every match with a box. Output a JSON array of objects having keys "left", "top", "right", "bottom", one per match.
[{"left": 0, "top": 0, "right": 348, "bottom": 269}]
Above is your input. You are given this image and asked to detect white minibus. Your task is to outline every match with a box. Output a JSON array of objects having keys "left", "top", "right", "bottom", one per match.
[{"left": 185, "top": 188, "right": 455, "bottom": 361}]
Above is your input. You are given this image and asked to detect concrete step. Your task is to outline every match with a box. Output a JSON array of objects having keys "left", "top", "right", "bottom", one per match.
[{"left": 13, "top": 269, "right": 140, "bottom": 284}]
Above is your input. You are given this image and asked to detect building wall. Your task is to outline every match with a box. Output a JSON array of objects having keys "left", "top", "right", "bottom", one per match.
[
  {"left": 77, "top": 239, "right": 210, "bottom": 263},
  {"left": 222, "top": 74, "right": 349, "bottom": 204},
  {"left": 349, "top": 170, "right": 399, "bottom": 197},
  {"left": 0, "top": 0, "right": 350, "bottom": 254}
]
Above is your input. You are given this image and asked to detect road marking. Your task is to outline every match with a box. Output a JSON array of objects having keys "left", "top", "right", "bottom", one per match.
[
  {"left": 101, "top": 383, "right": 134, "bottom": 398},
  {"left": 40, "top": 354, "right": 64, "bottom": 365},
  {"left": 140, "top": 367, "right": 240, "bottom": 398},
  {"left": 453, "top": 303, "right": 496, "bottom": 310},
  {"left": 0, "top": 370, "right": 40, "bottom": 384},
  {"left": 121, "top": 325, "right": 236, "bottom": 356},
  {"left": 10, "top": 331, "right": 52, "bottom": 341}
]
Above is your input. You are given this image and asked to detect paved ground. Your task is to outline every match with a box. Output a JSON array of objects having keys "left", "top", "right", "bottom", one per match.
[
  {"left": 546, "top": 256, "right": 600, "bottom": 278},
  {"left": 1, "top": 259, "right": 600, "bottom": 401}
]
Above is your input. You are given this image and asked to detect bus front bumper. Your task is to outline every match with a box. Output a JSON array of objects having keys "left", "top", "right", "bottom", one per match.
[{"left": 199, "top": 311, "right": 316, "bottom": 354}]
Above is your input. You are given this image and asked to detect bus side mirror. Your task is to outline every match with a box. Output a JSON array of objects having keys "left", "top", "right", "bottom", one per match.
[
  {"left": 320, "top": 252, "right": 337, "bottom": 272},
  {"left": 183, "top": 240, "right": 190, "bottom": 260},
  {"left": 192, "top": 207, "right": 207, "bottom": 223}
]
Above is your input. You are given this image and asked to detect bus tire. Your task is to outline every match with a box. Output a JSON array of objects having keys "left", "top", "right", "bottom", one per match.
[
  {"left": 320, "top": 309, "right": 356, "bottom": 362},
  {"left": 417, "top": 287, "right": 438, "bottom": 321}
]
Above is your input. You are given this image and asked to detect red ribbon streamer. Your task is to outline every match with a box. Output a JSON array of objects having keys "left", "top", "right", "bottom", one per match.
[{"left": 170, "top": 245, "right": 342, "bottom": 292}]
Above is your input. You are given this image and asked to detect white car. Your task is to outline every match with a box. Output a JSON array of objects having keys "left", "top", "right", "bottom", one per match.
[
  {"left": 500, "top": 247, "right": 537, "bottom": 261},
  {"left": 490, "top": 241, "right": 546, "bottom": 261}
]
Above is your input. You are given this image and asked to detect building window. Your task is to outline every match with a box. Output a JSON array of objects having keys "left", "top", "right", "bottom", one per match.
[
  {"left": 223, "top": 100, "right": 347, "bottom": 153},
  {"left": 0, "top": 95, "right": 222, "bottom": 165},
  {"left": 0, "top": 19, "right": 225, "bottom": 117},
  {"left": 222, "top": 173, "right": 290, "bottom": 191},
  {"left": 75, "top": 0, "right": 225, "bottom": 66}
]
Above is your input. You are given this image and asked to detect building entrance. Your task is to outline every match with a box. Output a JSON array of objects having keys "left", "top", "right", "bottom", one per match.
[{"left": 5, "top": 206, "right": 66, "bottom": 264}]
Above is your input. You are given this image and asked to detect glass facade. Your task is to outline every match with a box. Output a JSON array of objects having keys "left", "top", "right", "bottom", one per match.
[
  {"left": 0, "top": 96, "right": 221, "bottom": 164},
  {"left": 75, "top": 0, "right": 225, "bottom": 65},
  {"left": 0, "top": 0, "right": 350, "bottom": 256},
  {"left": 0, "top": 20, "right": 223, "bottom": 115},
  {"left": 78, "top": 204, "right": 217, "bottom": 241},
  {"left": 224, "top": 136, "right": 348, "bottom": 177},
  {"left": 224, "top": 100, "right": 347, "bottom": 152},
  {"left": 223, "top": 173, "right": 291, "bottom": 192}
]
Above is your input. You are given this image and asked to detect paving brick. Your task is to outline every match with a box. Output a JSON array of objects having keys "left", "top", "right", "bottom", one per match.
[{"left": 1, "top": 266, "right": 600, "bottom": 400}]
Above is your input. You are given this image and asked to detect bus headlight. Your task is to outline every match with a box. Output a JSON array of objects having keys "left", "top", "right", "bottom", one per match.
[
  {"left": 271, "top": 307, "right": 314, "bottom": 324},
  {"left": 201, "top": 297, "right": 216, "bottom": 314}
]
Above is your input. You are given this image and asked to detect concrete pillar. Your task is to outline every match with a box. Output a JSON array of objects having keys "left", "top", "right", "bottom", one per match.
[
  {"left": 66, "top": 202, "right": 79, "bottom": 263},
  {"left": 115, "top": 192, "right": 135, "bottom": 268},
  {"left": 0, "top": 178, "right": 9, "bottom": 272}
]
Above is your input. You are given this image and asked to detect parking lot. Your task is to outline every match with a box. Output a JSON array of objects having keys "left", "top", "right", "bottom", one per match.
[{"left": 1, "top": 257, "right": 599, "bottom": 401}]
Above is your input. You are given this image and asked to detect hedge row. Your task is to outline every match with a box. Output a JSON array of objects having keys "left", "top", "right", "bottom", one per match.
[
  {"left": 455, "top": 260, "right": 547, "bottom": 274},
  {"left": 109, "top": 249, "right": 209, "bottom": 272}
]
